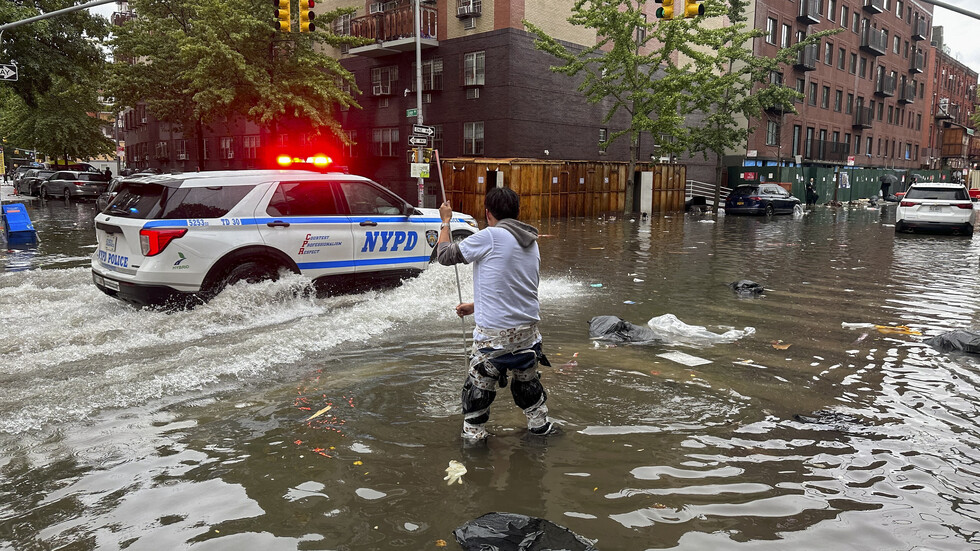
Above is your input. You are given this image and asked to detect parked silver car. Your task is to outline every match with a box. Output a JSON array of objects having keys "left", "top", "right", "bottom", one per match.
[{"left": 40, "top": 171, "right": 110, "bottom": 202}]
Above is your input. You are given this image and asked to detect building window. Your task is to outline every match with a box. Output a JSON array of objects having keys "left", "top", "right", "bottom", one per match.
[
  {"left": 824, "top": 42, "right": 833, "bottom": 64},
  {"left": 203, "top": 138, "right": 210, "bottom": 160},
  {"left": 893, "top": 35, "right": 900, "bottom": 54},
  {"left": 841, "top": 6, "right": 849, "bottom": 27},
  {"left": 371, "top": 66, "right": 398, "bottom": 96},
  {"left": 887, "top": 105, "right": 894, "bottom": 124},
  {"left": 372, "top": 127, "right": 399, "bottom": 157},
  {"left": 846, "top": 93, "right": 854, "bottom": 113},
  {"left": 599, "top": 127, "right": 608, "bottom": 152},
  {"left": 175, "top": 139, "right": 187, "bottom": 160},
  {"left": 834, "top": 89, "right": 843, "bottom": 112},
  {"left": 821, "top": 85, "right": 830, "bottom": 109},
  {"left": 344, "top": 130, "right": 358, "bottom": 158},
  {"left": 243, "top": 135, "right": 259, "bottom": 160},
  {"left": 852, "top": 12, "right": 860, "bottom": 33},
  {"left": 766, "top": 120, "right": 779, "bottom": 146},
  {"left": 781, "top": 24, "right": 791, "bottom": 48},
  {"left": 837, "top": 48, "right": 846, "bottom": 70},
  {"left": 828, "top": 0, "right": 836, "bottom": 21},
  {"left": 859, "top": 56, "right": 867, "bottom": 78},
  {"left": 335, "top": 12, "right": 353, "bottom": 53},
  {"left": 849, "top": 52, "right": 857, "bottom": 74},
  {"left": 808, "top": 82, "right": 818, "bottom": 105},
  {"left": 766, "top": 17, "right": 777, "bottom": 44},
  {"left": 411, "top": 58, "right": 444, "bottom": 91},
  {"left": 155, "top": 140, "right": 169, "bottom": 160},
  {"left": 792, "top": 125, "right": 801, "bottom": 156},
  {"left": 855, "top": 135, "right": 861, "bottom": 155},
  {"left": 463, "top": 51, "right": 485, "bottom": 86},
  {"left": 877, "top": 102, "right": 884, "bottom": 121},
  {"left": 220, "top": 137, "right": 234, "bottom": 160},
  {"left": 796, "top": 78, "right": 805, "bottom": 101},
  {"left": 463, "top": 121, "right": 484, "bottom": 155},
  {"left": 805, "top": 127, "right": 814, "bottom": 158},
  {"left": 431, "top": 125, "right": 443, "bottom": 153}
]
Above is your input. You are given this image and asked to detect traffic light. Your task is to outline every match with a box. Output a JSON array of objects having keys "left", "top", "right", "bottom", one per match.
[
  {"left": 299, "top": 0, "right": 316, "bottom": 32},
  {"left": 274, "top": 0, "right": 290, "bottom": 32},
  {"left": 683, "top": 0, "right": 704, "bottom": 18},
  {"left": 655, "top": 0, "right": 674, "bottom": 20}
]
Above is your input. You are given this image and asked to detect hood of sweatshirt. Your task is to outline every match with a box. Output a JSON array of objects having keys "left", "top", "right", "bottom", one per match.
[{"left": 495, "top": 218, "right": 539, "bottom": 248}]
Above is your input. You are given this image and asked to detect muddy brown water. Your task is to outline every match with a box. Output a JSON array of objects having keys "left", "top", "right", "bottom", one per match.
[{"left": 2, "top": 197, "right": 980, "bottom": 549}]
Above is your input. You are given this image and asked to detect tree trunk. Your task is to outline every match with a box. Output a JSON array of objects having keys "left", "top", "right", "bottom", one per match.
[
  {"left": 195, "top": 118, "right": 204, "bottom": 171},
  {"left": 713, "top": 159, "right": 724, "bottom": 212}
]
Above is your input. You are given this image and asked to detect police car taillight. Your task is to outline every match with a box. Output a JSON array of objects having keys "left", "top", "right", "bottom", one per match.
[{"left": 140, "top": 228, "right": 187, "bottom": 256}]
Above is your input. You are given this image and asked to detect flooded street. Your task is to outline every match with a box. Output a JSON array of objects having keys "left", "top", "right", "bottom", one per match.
[{"left": 3, "top": 196, "right": 980, "bottom": 549}]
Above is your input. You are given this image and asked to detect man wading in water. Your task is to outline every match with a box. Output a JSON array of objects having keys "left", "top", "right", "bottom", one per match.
[{"left": 436, "top": 187, "right": 557, "bottom": 441}]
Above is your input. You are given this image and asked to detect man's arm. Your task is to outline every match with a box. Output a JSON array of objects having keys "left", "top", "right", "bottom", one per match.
[{"left": 436, "top": 200, "right": 466, "bottom": 266}]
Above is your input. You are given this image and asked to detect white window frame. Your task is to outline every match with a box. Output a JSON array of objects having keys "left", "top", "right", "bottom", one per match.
[
  {"left": 243, "top": 135, "right": 260, "bottom": 159},
  {"left": 463, "top": 51, "right": 485, "bottom": 86},
  {"left": 463, "top": 121, "right": 484, "bottom": 155}
]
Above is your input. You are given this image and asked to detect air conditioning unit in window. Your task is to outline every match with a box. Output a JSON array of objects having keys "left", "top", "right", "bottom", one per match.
[
  {"left": 457, "top": 3, "right": 479, "bottom": 17},
  {"left": 177, "top": 153, "right": 189, "bottom": 160},
  {"left": 373, "top": 84, "right": 391, "bottom": 96},
  {"left": 224, "top": 151, "right": 234, "bottom": 159},
  {"left": 140, "top": 117, "right": 147, "bottom": 124}
]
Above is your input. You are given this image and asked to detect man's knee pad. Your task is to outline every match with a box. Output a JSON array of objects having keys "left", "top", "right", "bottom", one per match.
[
  {"left": 462, "top": 362, "right": 499, "bottom": 425},
  {"left": 510, "top": 369, "right": 546, "bottom": 410}
]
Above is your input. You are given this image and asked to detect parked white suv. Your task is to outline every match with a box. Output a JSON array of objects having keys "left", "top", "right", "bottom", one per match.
[
  {"left": 91, "top": 170, "right": 479, "bottom": 307},
  {"left": 895, "top": 182, "right": 974, "bottom": 236}
]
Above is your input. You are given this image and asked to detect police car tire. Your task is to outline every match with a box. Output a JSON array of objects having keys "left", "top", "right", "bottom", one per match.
[{"left": 204, "top": 261, "right": 278, "bottom": 299}]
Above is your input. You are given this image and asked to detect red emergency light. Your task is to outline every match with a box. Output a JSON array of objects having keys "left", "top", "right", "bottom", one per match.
[{"left": 275, "top": 154, "right": 333, "bottom": 169}]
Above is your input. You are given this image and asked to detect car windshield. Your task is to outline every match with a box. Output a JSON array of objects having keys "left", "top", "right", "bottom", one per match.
[
  {"left": 905, "top": 186, "right": 969, "bottom": 201},
  {"left": 76, "top": 173, "right": 109, "bottom": 182},
  {"left": 733, "top": 185, "right": 760, "bottom": 195}
]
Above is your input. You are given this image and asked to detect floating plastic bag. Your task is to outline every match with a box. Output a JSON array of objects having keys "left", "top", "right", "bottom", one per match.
[
  {"left": 647, "top": 313, "right": 754, "bottom": 347},
  {"left": 453, "top": 512, "right": 597, "bottom": 551},
  {"left": 924, "top": 330, "right": 980, "bottom": 354},
  {"left": 728, "top": 280, "right": 764, "bottom": 296},
  {"left": 444, "top": 460, "right": 467, "bottom": 485},
  {"left": 589, "top": 316, "right": 660, "bottom": 344}
]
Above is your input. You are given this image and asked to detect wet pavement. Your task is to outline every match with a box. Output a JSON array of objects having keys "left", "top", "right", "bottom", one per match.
[{"left": 2, "top": 189, "right": 980, "bottom": 549}]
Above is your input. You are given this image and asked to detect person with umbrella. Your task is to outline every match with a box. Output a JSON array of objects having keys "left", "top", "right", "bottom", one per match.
[{"left": 880, "top": 173, "right": 898, "bottom": 198}]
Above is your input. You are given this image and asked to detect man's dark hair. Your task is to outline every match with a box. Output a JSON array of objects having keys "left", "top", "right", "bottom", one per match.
[{"left": 485, "top": 187, "right": 520, "bottom": 220}]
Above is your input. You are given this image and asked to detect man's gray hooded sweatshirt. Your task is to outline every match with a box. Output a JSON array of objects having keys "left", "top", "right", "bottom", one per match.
[{"left": 436, "top": 218, "right": 538, "bottom": 265}]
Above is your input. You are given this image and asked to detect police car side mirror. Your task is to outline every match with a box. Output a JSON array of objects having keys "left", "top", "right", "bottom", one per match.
[{"left": 403, "top": 203, "right": 417, "bottom": 217}]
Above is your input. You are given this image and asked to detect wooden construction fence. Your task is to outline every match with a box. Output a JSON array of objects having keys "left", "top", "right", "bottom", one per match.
[{"left": 438, "top": 158, "right": 687, "bottom": 219}]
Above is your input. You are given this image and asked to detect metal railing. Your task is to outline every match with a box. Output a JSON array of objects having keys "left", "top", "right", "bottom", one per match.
[{"left": 686, "top": 180, "right": 728, "bottom": 206}]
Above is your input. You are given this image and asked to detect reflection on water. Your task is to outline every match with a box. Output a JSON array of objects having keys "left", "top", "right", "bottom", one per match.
[{"left": 2, "top": 206, "right": 980, "bottom": 549}]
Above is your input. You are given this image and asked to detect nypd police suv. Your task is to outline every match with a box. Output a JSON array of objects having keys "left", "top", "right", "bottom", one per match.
[{"left": 91, "top": 169, "right": 479, "bottom": 307}]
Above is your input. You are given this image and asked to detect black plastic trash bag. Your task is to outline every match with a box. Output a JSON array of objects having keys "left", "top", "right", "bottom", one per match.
[
  {"left": 453, "top": 512, "right": 597, "bottom": 551},
  {"left": 924, "top": 330, "right": 980, "bottom": 354},
  {"left": 588, "top": 315, "right": 659, "bottom": 344},
  {"left": 728, "top": 280, "right": 764, "bottom": 296}
]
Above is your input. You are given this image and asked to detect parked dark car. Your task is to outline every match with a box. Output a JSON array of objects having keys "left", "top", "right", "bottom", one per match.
[
  {"left": 724, "top": 183, "right": 801, "bottom": 215},
  {"left": 15, "top": 169, "right": 56, "bottom": 196},
  {"left": 40, "top": 171, "right": 110, "bottom": 201}
]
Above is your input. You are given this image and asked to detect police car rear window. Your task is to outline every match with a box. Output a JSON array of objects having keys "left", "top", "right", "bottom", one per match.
[{"left": 107, "top": 182, "right": 254, "bottom": 219}]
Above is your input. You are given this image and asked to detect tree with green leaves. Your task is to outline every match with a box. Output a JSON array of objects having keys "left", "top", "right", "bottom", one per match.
[
  {"left": 0, "top": 82, "right": 115, "bottom": 166},
  {"left": 525, "top": 0, "right": 838, "bottom": 213},
  {"left": 683, "top": 0, "right": 840, "bottom": 207},
  {"left": 0, "top": 0, "right": 112, "bottom": 163},
  {"left": 108, "top": 0, "right": 367, "bottom": 163},
  {"left": 525, "top": 1, "right": 692, "bottom": 212}
]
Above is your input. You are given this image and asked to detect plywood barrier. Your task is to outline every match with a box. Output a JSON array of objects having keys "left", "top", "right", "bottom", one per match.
[{"left": 440, "top": 158, "right": 682, "bottom": 219}]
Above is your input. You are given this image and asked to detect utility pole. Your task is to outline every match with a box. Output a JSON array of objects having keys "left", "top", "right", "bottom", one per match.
[{"left": 413, "top": 0, "right": 425, "bottom": 207}]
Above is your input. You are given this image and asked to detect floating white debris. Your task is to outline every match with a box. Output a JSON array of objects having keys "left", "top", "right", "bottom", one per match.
[{"left": 657, "top": 351, "right": 712, "bottom": 367}]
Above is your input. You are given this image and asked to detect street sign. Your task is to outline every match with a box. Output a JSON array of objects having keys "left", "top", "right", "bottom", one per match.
[
  {"left": 412, "top": 124, "right": 434, "bottom": 136},
  {"left": 0, "top": 64, "right": 17, "bottom": 81},
  {"left": 410, "top": 163, "right": 430, "bottom": 178},
  {"left": 406, "top": 108, "right": 418, "bottom": 118},
  {"left": 408, "top": 136, "right": 428, "bottom": 147}
]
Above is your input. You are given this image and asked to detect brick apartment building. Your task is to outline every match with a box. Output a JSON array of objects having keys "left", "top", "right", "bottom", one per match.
[
  {"left": 743, "top": 0, "right": 944, "bottom": 170},
  {"left": 116, "top": 0, "right": 978, "bottom": 202}
]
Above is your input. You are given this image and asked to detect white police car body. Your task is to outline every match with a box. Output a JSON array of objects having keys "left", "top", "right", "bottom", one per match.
[{"left": 91, "top": 170, "right": 478, "bottom": 307}]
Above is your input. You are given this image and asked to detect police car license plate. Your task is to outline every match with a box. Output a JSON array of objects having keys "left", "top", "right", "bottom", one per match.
[{"left": 105, "top": 235, "right": 117, "bottom": 252}]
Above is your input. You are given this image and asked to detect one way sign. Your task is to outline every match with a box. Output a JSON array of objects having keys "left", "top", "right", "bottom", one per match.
[{"left": 0, "top": 64, "right": 17, "bottom": 81}]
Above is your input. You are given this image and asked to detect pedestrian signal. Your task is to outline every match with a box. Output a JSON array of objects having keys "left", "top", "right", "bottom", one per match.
[
  {"left": 274, "top": 0, "right": 290, "bottom": 32},
  {"left": 408, "top": 148, "right": 434, "bottom": 163},
  {"left": 655, "top": 0, "right": 674, "bottom": 20},
  {"left": 683, "top": 0, "right": 704, "bottom": 18},
  {"left": 299, "top": 0, "right": 316, "bottom": 32}
]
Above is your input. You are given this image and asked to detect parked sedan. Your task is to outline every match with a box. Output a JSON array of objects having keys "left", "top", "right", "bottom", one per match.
[
  {"left": 724, "top": 183, "right": 801, "bottom": 215},
  {"left": 40, "top": 171, "right": 110, "bottom": 201},
  {"left": 895, "top": 182, "right": 974, "bottom": 236},
  {"left": 15, "top": 169, "right": 56, "bottom": 196}
]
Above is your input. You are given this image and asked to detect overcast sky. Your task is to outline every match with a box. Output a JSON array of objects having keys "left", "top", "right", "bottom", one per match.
[
  {"left": 86, "top": 0, "right": 979, "bottom": 75},
  {"left": 930, "top": 0, "right": 980, "bottom": 75}
]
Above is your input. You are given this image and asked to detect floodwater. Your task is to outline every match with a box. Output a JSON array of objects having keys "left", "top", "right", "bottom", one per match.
[{"left": 2, "top": 195, "right": 980, "bottom": 550}]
